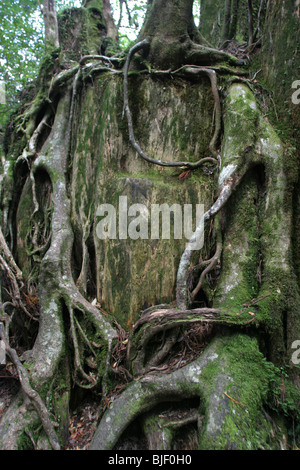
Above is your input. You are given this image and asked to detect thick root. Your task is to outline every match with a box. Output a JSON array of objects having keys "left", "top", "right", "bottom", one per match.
[
  {"left": 0, "top": 84, "right": 117, "bottom": 449},
  {"left": 90, "top": 334, "right": 276, "bottom": 450},
  {"left": 127, "top": 307, "right": 222, "bottom": 375}
]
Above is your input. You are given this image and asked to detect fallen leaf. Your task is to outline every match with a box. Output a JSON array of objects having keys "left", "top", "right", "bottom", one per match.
[{"left": 178, "top": 169, "right": 191, "bottom": 180}]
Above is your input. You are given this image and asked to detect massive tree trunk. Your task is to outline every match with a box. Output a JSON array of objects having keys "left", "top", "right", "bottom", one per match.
[
  {"left": 0, "top": 0, "right": 299, "bottom": 450},
  {"left": 138, "top": 0, "right": 242, "bottom": 68}
]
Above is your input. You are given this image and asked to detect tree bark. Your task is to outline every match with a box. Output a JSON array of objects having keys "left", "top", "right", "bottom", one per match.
[
  {"left": 248, "top": 0, "right": 254, "bottom": 46},
  {"left": 229, "top": 0, "right": 240, "bottom": 39},
  {"left": 222, "top": 0, "right": 232, "bottom": 43},
  {"left": 102, "top": 0, "right": 119, "bottom": 42},
  {"left": 42, "top": 0, "right": 59, "bottom": 50},
  {"left": 0, "top": 0, "right": 299, "bottom": 452}
]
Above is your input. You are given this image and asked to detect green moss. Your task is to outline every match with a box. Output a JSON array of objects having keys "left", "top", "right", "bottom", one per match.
[
  {"left": 214, "top": 168, "right": 263, "bottom": 320},
  {"left": 95, "top": 169, "right": 210, "bottom": 327},
  {"left": 255, "top": 0, "right": 300, "bottom": 142},
  {"left": 58, "top": 8, "right": 89, "bottom": 61},
  {"left": 222, "top": 83, "right": 260, "bottom": 164},
  {"left": 71, "top": 74, "right": 119, "bottom": 224}
]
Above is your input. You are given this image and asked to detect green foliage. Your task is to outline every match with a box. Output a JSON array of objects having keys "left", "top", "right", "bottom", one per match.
[
  {"left": 0, "top": 0, "right": 80, "bottom": 128},
  {"left": 0, "top": 0, "right": 200, "bottom": 129}
]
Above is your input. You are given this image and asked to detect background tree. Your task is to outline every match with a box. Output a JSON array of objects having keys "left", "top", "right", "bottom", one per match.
[
  {"left": 41, "top": 0, "right": 60, "bottom": 50},
  {"left": 0, "top": 0, "right": 299, "bottom": 450}
]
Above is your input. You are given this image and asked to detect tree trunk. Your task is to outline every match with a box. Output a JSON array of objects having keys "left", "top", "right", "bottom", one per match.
[
  {"left": 138, "top": 0, "right": 241, "bottom": 68},
  {"left": 43, "top": 0, "right": 60, "bottom": 50},
  {"left": 229, "top": 0, "right": 240, "bottom": 39},
  {"left": 247, "top": 0, "right": 254, "bottom": 46},
  {"left": 102, "top": 0, "right": 119, "bottom": 42}
]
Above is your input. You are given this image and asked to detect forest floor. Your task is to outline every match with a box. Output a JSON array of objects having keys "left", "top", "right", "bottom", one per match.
[{"left": 65, "top": 400, "right": 100, "bottom": 450}]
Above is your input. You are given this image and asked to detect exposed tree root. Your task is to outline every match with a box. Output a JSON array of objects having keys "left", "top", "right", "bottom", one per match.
[
  {"left": 90, "top": 340, "right": 222, "bottom": 450},
  {"left": 0, "top": 226, "right": 23, "bottom": 285},
  {"left": 90, "top": 333, "right": 273, "bottom": 450},
  {"left": 141, "top": 406, "right": 199, "bottom": 450},
  {"left": 191, "top": 239, "right": 222, "bottom": 300},
  {"left": 123, "top": 39, "right": 222, "bottom": 168},
  {"left": 88, "top": 68, "right": 300, "bottom": 450},
  {"left": 127, "top": 307, "right": 223, "bottom": 375},
  {"left": 176, "top": 168, "right": 246, "bottom": 309},
  {"left": 1, "top": 18, "right": 299, "bottom": 449},
  {"left": 183, "top": 66, "right": 221, "bottom": 157},
  {"left": 0, "top": 223, "right": 39, "bottom": 324},
  {"left": 79, "top": 54, "right": 123, "bottom": 67},
  {"left": 176, "top": 79, "right": 292, "bottom": 314}
]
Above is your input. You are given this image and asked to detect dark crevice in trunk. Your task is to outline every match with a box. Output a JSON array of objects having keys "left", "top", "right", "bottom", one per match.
[
  {"left": 86, "top": 228, "right": 97, "bottom": 300},
  {"left": 71, "top": 227, "right": 83, "bottom": 283},
  {"left": 9, "top": 161, "right": 31, "bottom": 254},
  {"left": 34, "top": 109, "right": 56, "bottom": 154}
]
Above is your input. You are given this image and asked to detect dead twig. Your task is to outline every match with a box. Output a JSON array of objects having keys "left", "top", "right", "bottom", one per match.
[
  {"left": 192, "top": 241, "right": 222, "bottom": 299},
  {"left": 242, "top": 293, "right": 271, "bottom": 307},
  {"left": 224, "top": 392, "right": 247, "bottom": 407}
]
